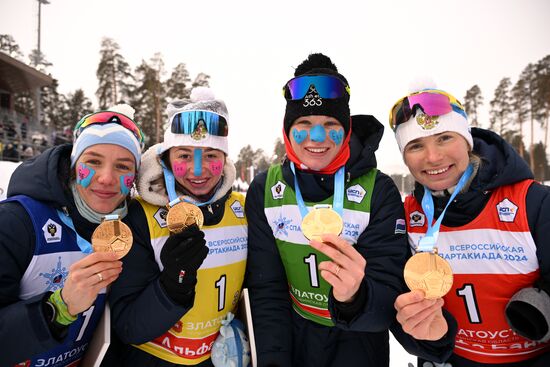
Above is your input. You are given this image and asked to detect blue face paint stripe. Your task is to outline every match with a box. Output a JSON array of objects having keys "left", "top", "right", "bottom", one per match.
[
  {"left": 309, "top": 124, "right": 326, "bottom": 142},
  {"left": 76, "top": 163, "right": 95, "bottom": 188},
  {"left": 194, "top": 148, "right": 203, "bottom": 176}
]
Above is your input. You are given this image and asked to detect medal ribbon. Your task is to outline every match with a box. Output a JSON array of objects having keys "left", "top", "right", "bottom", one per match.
[
  {"left": 57, "top": 210, "right": 94, "bottom": 253},
  {"left": 289, "top": 162, "right": 345, "bottom": 219},
  {"left": 418, "top": 164, "right": 473, "bottom": 252}
]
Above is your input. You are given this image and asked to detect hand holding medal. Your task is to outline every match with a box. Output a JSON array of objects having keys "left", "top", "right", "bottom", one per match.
[
  {"left": 301, "top": 204, "right": 343, "bottom": 241},
  {"left": 403, "top": 248, "right": 453, "bottom": 299},
  {"left": 291, "top": 162, "right": 364, "bottom": 302},
  {"left": 91, "top": 214, "right": 133, "bottom": 259},
  {"left": 166, "top": 197, "right": 204, "bottom": 233},
  {"left": 403, "top": 164, "right": 474, "bottom": 299}
]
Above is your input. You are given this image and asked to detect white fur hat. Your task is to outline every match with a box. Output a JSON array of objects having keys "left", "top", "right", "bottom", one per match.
[{"left": 159, "top": 87, "right": 229, "bottom": 155}]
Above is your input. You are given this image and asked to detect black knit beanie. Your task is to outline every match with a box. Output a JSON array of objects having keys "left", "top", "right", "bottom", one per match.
[{"left": 283, "top": 53, "right": 351, "bottom": 136}]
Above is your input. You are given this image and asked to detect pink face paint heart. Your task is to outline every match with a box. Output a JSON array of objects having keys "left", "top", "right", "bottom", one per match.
[
  {"left": 172, "top": 161, "right": 188, "bottom": 177},
  {"left": 124, "top": 174, "right": 135, "bottom": 188},
  {"left": 78, "top": 164, "right": 90, "bottom": 180},
  {"left": 210, "top": 160, "right": 223, "bottom": 176}
]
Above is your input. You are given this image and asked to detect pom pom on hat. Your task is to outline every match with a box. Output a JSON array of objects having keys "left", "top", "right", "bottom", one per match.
[
  {"left": 70, "top": 104, "right": 143, "bottom": 169},
  {"left": 160, "top": 87, "right": 229, "bottom": 155},
  {"left": 190, "top": 86, "right": 216, "bottom": 102},
  {"left": 407, "top": 76, "right": 437, "bottom": 93},
  {"left": 108, "top": 103, "right": 136, "bottom": 119}
]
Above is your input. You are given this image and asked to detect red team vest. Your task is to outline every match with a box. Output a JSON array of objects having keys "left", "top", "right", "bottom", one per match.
[{"left": 405, "top": 180, "right": 550, "bottom": 364}]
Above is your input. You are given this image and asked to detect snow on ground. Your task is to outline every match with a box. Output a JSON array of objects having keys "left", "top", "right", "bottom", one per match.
[
  {"left": 0, "top": 161, "right": 418, "bottom": 366},
  {"left": 0, "top": 160, "right": 20, "bottom": 200}
]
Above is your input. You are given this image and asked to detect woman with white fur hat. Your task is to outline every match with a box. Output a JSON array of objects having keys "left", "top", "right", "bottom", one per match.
[
  {"left": 108, "top": 87, "right": 247, "bottom": 366},
  {"left": 391, "top": 86, "right": 550, "bottom": 367},
  {"left": 0, "top": 105, "right": 144, "bottom": 366}
]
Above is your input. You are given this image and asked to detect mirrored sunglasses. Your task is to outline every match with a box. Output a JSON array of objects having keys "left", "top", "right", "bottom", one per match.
[
  {"left": 171, "top": 110, "right": 229, "bottom": 137},
  {"left": 389, "top": 89, "right": 467, "bottom": 131},
  {"left": 283, "top": 74, "right": 350, "bottom": 100},
  {"left": 74, "top": 111, "right": 144, "bottom": 148}
]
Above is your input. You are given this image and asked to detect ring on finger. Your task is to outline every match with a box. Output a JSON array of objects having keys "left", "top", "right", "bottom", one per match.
[
  {"left": 335, "top": 265, "right": 341, "bottom": 276},
  {"left": 96, "top": 272, "right": 103, "bottom": 282}
]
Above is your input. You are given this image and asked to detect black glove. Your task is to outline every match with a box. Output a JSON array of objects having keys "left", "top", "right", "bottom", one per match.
[{"left": 159, "top": 224, "right": 209, "bottom": 306}]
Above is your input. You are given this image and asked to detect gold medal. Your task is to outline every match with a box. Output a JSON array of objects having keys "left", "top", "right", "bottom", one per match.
[
  {"left": 166, "top": 201, "right": 204, "bottom": 233},
  {"left": 403, "top": 250, "right": 453, "bottom": 299},
  {"left": 301, "top": 205, "right": 343, "bottom": 241},
  {"left": 92, "top": 216, "right": 133, "bottom": 259}
]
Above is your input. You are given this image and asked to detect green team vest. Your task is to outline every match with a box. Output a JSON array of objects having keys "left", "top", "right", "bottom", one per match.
[{"left": 264, "top": 164, "right": 376, "bottom": 326}]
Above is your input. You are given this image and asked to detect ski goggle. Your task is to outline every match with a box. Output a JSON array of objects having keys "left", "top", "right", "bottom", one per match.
[
  {"left": 171, "top": 110, "right": 229, "bottom": 137},
  {"left": 389, "top": 89, "right": 467, "bottom": 131},
  {"left": 74, "top": 111, "right": 145, "bottom": 149},
  {"left": 283, "top": 74, "right": 350, "bottom": 100}
]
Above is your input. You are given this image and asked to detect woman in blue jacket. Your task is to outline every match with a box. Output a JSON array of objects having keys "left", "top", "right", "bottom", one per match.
[{"left": 0, "top": 105, "right": 143, "bottom": 366}]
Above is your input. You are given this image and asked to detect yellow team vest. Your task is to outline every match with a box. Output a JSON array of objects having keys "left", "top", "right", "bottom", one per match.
[{"left": 135, "top": 192, "right": 247, "bottom": 365}]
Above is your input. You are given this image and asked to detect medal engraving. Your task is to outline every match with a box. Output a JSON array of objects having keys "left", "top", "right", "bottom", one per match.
[
  {"left": 301, "top": 206, "right": 343, "bottom": 241},
  {"left": 92, "top": 218, "right": 133, "bottom": 259},
  {"left": 404, "top": 251, "right": 453, "bottom": 299},
  {"left": 166, "top": 201, "right": 204, "bottom": 233}
]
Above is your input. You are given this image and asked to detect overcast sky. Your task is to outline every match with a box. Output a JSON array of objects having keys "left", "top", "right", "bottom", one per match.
[{"left": 1, "top": 0, "right": 550, "bottom": 174}]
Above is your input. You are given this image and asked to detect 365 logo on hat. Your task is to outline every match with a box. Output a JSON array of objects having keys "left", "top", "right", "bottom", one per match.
[{"left": 303, "top": 85, "right": 323, "bottom": 107}]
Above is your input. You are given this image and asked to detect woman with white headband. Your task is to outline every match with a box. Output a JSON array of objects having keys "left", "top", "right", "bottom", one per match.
[{"left": 391, "top": 86, "right": 550, "bottom": 367}]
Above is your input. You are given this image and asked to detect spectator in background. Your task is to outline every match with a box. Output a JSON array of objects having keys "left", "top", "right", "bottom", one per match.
[
  {"left": 22, "top": 146, "right": 34, "bottom": 160},
  {"left": 21, "top": 118, "right": 28, "bottom": 140},
  {"left": 6, "top": 121, "right": 16, "bottom": 139},
  {"left": 2, "top": 143, "right": 19, "bottom": 162}
]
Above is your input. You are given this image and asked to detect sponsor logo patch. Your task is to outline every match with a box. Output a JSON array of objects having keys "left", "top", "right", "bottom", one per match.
[
  {"left": 42, "top": 218, "right": 62, "bottom": 243},
  {"left": 272, "top": 214, "right": 292, "bottom": 237},
  {"left": 154, "top": 208, "right": 168, "bottom": 228},
  {"left": 231, "top": 200, "right": 245, "bottom": 218},
  {"left": 39, "top": 256, "right": 68, "bottom": 292},
  {"left": 271, "top": 180, "right": 286, "bottom": 200},
  {"left": 497, "top": 198, "right": 518, "bottom": 222},
  {"left": 409, "top": 210, "right": 425, "bottom": 227},
  {"left": 346, "top": 184, "right": 366, "bottom": 204},
  {"left": 395, "top": 218, "right": 406, "bottom": 234}
]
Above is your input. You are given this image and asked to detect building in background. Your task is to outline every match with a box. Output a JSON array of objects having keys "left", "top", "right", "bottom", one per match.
[{"left": 0, "top": 51, "right": 53, "bottom": 161}]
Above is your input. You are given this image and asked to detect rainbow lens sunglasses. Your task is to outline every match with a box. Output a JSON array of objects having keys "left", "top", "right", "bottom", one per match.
[
  {"left": 74, "top": 111, "right": 145, "bottom": 149},
  {"left": 171, "top": 110, "right": 229, "bottom": 137},
  {"left": 389, "top": 89, "right": 467, "bottom": 131},
  {"left": 283, "top": 74, "right": 350, "bottom": 100}
]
